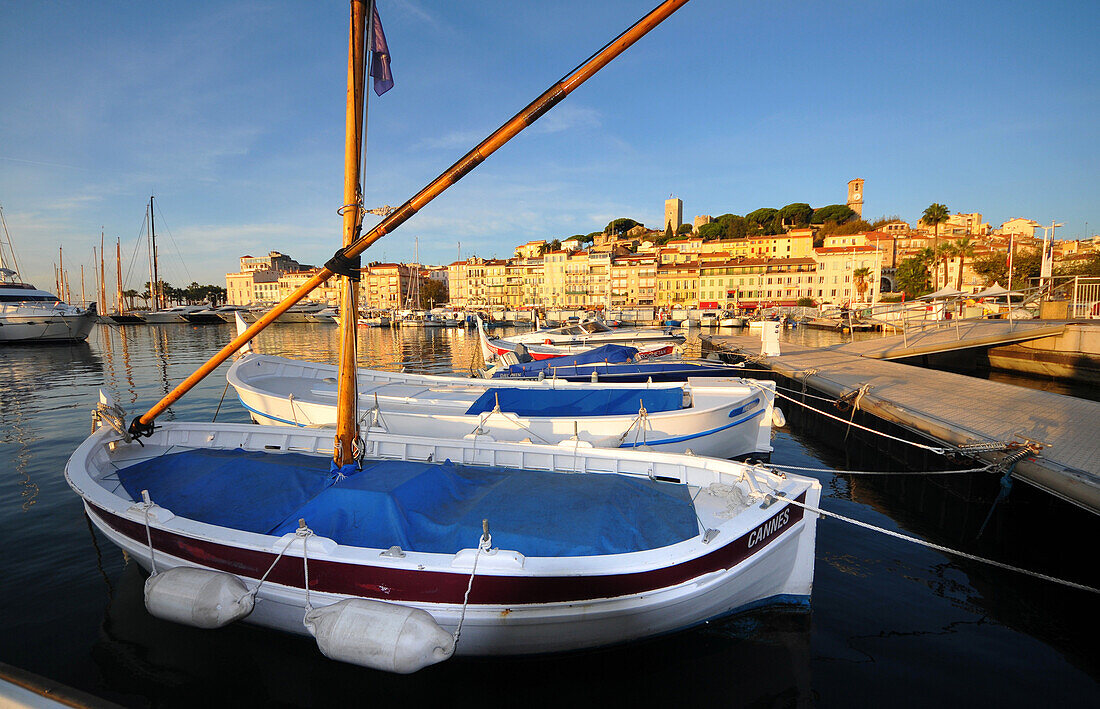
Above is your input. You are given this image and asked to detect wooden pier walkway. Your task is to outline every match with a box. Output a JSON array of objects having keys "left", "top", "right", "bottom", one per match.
[
  {"left": 705, "top": 333, "right": 1100, "bottom": 515},
  {"left": 834, "top": 320, "right": 1068, "bottom": 360}
]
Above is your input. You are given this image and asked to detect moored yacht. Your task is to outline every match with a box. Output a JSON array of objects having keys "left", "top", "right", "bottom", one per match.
[{"left": 0, "top": 269, "right": 98, "bottom": 343}]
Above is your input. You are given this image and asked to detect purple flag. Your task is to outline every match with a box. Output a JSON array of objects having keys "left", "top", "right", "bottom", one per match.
[{"left": 369, "top": 4, "right": 394, "bottom": 96}]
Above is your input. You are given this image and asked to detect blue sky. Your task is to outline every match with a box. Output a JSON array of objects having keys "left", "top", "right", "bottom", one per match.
[{"left": 1, "top": 0, "right": 1097, "bottom": 292}]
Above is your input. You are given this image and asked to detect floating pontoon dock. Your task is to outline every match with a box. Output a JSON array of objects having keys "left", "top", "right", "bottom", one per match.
[{"left": 705, "top": 333, "right": 1100, "bottom": 515}]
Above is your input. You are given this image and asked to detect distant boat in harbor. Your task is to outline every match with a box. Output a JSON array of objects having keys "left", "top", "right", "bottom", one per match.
[{"left": 0, "top": 206, "right": 98, "bottom": 343}]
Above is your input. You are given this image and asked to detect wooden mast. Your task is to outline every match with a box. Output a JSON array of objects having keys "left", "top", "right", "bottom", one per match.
[
  {"left": 116, "top": 238, "right": 125, "bottom": 315},
  {"left": 129, "top": 0, "right": 691, "bottom": 436},
  {"left": 333, "top": 0, "right": 369, "bottom": 468},
  {"left": 150, "top": 196, "right": 160, "bottom": 310},
  {"left": 100, "top": 230, "right": 107, "bottom": 311}
]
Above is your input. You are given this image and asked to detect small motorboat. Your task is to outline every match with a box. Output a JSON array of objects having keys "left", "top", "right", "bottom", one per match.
[
  {"left": 508, "top": 317, "right": 682, "bottom": 348},
  {"left": 698, "top": 312, "right": 719, "bottom": 327},
  {"left": 476, "top": 316, "right": 675, "bottom": 362},
  {"left": 485, "top": 343, "right": 747, "bottom": 383}
]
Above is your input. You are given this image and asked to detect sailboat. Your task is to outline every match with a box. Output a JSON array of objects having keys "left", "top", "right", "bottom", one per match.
[
  {"left": 66, "top": 0, "right": 818, "bottom": 673},
  {"left": 397, "top": 238, "right": 441, "bottom": 327},
  {"left": 0, "top": 205, "right": 98, "bottom": 343},
  {"left": 138, "top": 196, "right": 223, "bottom": 325},
  {"left": 106, "top": 237, "right": 146, "bottom": 324}
]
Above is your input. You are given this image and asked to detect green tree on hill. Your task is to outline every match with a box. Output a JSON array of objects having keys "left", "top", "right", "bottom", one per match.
[
  {"left": 776, "top": 202, "right": 813, "bottom": 228},
  {"left": 811, "top": 204, "right": 855, "bottom": 224},
  {"left": 604, "top": 218, "right": 639, "bottom": 237}
]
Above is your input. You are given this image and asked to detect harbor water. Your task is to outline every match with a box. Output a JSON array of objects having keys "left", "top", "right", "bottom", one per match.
[{"left": 1, "top": 322, "right": 1096, "bottom": 707}]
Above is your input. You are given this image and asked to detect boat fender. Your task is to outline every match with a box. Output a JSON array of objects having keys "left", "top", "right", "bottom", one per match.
[
  {"left": 304, "top": 599, "right": 455, "bottom": 674},
  {"left": 144, "top": 567, "right": 255, "bottom": 629},
  {"left": 771, "top": 406, "right": 786, "bottom": 428}
]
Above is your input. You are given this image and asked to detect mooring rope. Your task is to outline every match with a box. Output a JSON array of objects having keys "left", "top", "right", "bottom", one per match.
[
  {"left": 453, "top": 522, "right": 492, "bottom": 648},
  {"left": 764, "top": 462, "right": 996, "bottom": 476},
  {"left": 776, "top": 494, "right": 1099, "bottom": 594},
  {"left": 771, "top": 388, "right": 949, "bottom": 455}
]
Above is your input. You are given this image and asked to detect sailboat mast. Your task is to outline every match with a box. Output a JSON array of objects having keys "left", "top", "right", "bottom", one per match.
[
  {"left": 100, "top": 229, "right": 107, "bottom": 311},
  {"left": 0, "top": 205, "right": 23, "bottom": 275},
  {"left": 59, "top": 247, "right": 66, "bottom": 301},
  {"left": 150, "top": 196, "right": 160, "bottom": 310},
  {"left": 116, "top": 238, "right": 125, "bottom": 314},
  {"left": 333, "top": 0, "right": 369, "bottom": 468},
  {"left": 130, "top": 0, "right": 690, "bottom": 436}
]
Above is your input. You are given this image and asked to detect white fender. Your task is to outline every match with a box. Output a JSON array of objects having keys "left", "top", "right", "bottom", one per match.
[
  {"left": 144, "top": 567, "right": 255, "bottom": 629},
  {"left": 304, "top": 598, "right": 455, "bottom": 674}
]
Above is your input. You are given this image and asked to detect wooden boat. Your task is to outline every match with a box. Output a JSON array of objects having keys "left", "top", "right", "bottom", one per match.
[
  {"left": 476, "top": 315, "right": 675, "bottom": 361},
  {"left": 509, "top": 317, "right": 683, "bottom": 348},
  {"left": 227, "top": 352, "right": 777, "bottom": 459},
  {"left": 69, "top": 414, "right": 819, "bottom": 663},
  {"left": 65, "top": 0, "right": 818, "bottom": 674}
]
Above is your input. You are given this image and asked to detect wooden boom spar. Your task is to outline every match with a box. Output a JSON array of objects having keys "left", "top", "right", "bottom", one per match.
[{"left": 129, "top": 0, "right": 690, "bottom": 438}]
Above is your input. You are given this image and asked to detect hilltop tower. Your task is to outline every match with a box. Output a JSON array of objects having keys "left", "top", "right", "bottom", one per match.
[
  {"left": 664, "top": 196, "right": 683, "bottom": 234},
  {"left": 847, "top": 179, "right": 864, "bottom": 218}
]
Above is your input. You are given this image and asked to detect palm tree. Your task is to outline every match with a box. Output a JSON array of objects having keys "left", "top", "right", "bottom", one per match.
[
  {"left": 921, "top": 203, "right": 950, "bottom": 288},
  {"left": 122, "top": 289, "right": 139, "bottom": 310},
  {"left": 853, "top": 266, "right": 871, "bottom": 303},
  {"left": 952, "top": 235, "right": 976, "bottom": 291}
]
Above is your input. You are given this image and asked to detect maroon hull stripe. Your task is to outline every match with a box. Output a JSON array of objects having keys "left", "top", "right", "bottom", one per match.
[{"left": 89, "top": 492, "right": 805, "bottom": 605}]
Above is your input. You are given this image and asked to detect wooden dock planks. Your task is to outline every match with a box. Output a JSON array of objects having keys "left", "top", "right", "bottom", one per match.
[{"left": 706, "top": 333, "right": 1100, "bottom": 514}]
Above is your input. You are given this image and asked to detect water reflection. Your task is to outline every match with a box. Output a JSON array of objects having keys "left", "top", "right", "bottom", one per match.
[
  {"left": 93, "top": 562, "right": 814, "bottom": 708},
  {"left": 2, "top": 321, "right": 1096, "bottom": 707}
]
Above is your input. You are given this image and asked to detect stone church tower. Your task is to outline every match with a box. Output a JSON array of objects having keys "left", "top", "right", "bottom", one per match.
[{"left": 847, "top": 179, "right": 864, "bottom": 218}]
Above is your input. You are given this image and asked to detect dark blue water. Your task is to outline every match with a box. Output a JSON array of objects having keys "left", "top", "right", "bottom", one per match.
[{"left": 1, "top": 323, "right": 1096, "bottom": 707}]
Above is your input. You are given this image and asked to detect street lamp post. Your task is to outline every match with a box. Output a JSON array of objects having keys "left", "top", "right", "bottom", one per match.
[{"left": 1038, "top": 220, "right": 1064, "bottom": 292}]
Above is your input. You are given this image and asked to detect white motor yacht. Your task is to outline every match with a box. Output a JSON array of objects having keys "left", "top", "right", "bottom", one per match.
[{"left": 0, "top": 269, "right": 98, "bottom": 343}]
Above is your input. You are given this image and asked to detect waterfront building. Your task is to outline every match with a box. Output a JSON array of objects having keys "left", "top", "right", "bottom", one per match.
[
  {"left": 699, "top": 257, "right": 819, "bottom": 309},
  {"left": 226, "top": 250, "right": 307, "bottom": 305},
  {"left": 610, "top": 253, "right": 657, "bottom": 307},
  {"left": 997, "top": 218, "right": 1041, "bottom": 237},
  {"left": 446, "top": 257, "right": 487, "bottom": 309},
  {"left": 513, "top": 240, "right": 546, "bottom": 259},
  {"left": 485, "top": 259, "right": 509, "bottom": 308},
  {"left": 362, "top": 263, "right": 415, "bottom": 310},
  {"left": 239, "top": 251, "right": 301, "bottom": 273},
  {"left": 655, "top": 260, "right": 699, "bottom": 309},
  {"left": 541, "top": 250, "right": 568, "bottom": 308},
  {"left": 278, "top": 268, "right": 337, "bottom": 305},
  {"left": 226, "top": 271, "right": 256, "bottom": 306},
  {"left": 697, "top": 232, "right": 814, "bottom": 260},
  {"left": 813, "top": 245, "right": 882, "bottom": 307}
]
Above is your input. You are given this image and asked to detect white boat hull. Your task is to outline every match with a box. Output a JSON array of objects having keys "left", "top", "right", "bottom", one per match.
[
  {"left": 0, "top": 310, "right": 97, "bottom": 342},
  {"left": 68, "top": 422, "right": 819, "bottom": 657},
  {"left": 229, "top": 354, "right": 776, "bottom": 459}
]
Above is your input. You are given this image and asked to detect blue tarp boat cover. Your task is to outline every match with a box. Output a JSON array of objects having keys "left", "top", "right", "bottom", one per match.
[
  {"left": 502, "top": 344, "right": 637, "bottom": 377},
  {"left": 117, "top": 448, "right": 698, "bottom": 557},
  {"left": 464, "top": 385, "right": 683, "bottom": 417}
]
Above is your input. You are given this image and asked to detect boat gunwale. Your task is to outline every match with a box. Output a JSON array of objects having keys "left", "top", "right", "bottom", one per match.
[{"left": 67, "top": 423, "right": 814, "bottom": 584}]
